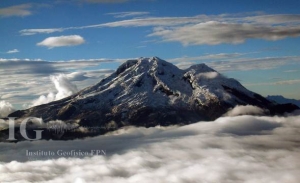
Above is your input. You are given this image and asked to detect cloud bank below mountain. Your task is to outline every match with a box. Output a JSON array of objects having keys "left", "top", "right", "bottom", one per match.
[{"left": 0, "top": 113, "right": 299, "bottom": 183}]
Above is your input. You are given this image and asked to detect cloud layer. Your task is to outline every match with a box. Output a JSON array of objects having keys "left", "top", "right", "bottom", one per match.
[
  {"left": 0, "top": 58, "right": 117, "bottom": 107},
  {"left": 6, "top": 49, "right": 19, "bottom": 54},
  {"left": 37, "top": 35, "right": 85, "bottom": 48},
  {"left": 0, "top": 113, "right": 299, "bottom": 182}
]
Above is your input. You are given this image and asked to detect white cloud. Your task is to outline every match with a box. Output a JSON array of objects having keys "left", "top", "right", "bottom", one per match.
[
  {"left": 223, "top": 105, "right": 267, "bottom": 117},
  {"left": 66, "top": 72, "right": 89, "bottom": 81},
  {"left": 149, "top": 21, "right": 300, "bottom": 45},
  {"left": 175, "top": 61, "right": 195, "bottom": 69},
  {"left": 6, "top": 49, "right": 19, "bottom": 54},
  {"left": 0, "top": 100, "right": 15, "bottom": 117},
  {"left": 91, "top": 16, "right": 203, "bottom": 28},
  {"left": 0, "top": 4, "right": 32, "bottom": 17},
  {"left": 170, "top": 53, "right": 244, "bottom": 69},
  {"left": 245, "top": 14, "right": 300, "bottom": 24},
  {"left": 30, "top": 93, "right": 56, "bottom": 107},
  {"left": 271, "top": 79, "right": 300, "bottom": 85},
  {"left": 20, "top": 28, "right": 64, "bottom": 36},
  {"left": 0, "top": 114, "right": 300, "bottom": 182},
  {"left": 245, "top": 79, "right": 300, "bottom": 86},
  {"left": 169, "top": 53, "right": 243, "bottom": 63},
  {"left": 51, "top": 74, "right": 78, "bottom": 100},
  {"left": 198, "top": 71, "right": 219, "bottom": 79},
  {"left": 37, "top": 35, "right": 85, "bottom": 48},
  {"left": 107, "top": 11, "right": 150, "bottom": 18},
  {"left": 210, "top": 56, "right": 300, "bottom": 72},
  {"left": 171, "top": 54, "right": 300, "bottom": 72},
  {"left": 20, "top": 15, "right": 203, "bottom": 35},
  {"left": 284, "top": 70, "right": 298, "bottom": 73},
  {"left": 30, "top": 74, "right": 78, "bottom": 107}
]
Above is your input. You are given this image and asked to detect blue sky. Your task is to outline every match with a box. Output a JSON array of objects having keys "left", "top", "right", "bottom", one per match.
[{"left": 1, "top": 0, "right": 300, "bottom": 109}]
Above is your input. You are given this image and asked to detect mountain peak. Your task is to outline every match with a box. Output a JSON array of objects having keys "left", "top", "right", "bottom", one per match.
[
  {"left": 116, "top": 57, "right": 170, "bottom": 74},
  {"left": 7, "top": 57, "right": 299, "bottom": 141},
  {"left": 117, "top": 57, "right": 216, "bottom": 77},
  {"left": 185, "top": 63, "right": 215, "bottom": 73}
]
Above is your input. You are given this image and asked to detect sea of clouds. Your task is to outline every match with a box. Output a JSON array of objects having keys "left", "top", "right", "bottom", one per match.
[{"left": 0, "top": 109, "right": 300, "bottom": 183}]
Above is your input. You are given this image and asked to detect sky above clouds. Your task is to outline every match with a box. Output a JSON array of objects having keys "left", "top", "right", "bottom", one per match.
[{"left": 1, "top": 0, "right": 300, "bottom": 109}]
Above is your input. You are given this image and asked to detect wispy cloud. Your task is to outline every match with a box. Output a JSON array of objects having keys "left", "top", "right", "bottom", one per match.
[
  {"left": 208, "top": 56, "right": 300, "bottom": 72},
  {"left": 19, "top": 13, "right": 300, "bottom": 45},
  {"left": 6, "top": 49, "right": 19, "bottom": 54},
  {"left": 170, "top": 54, "right": 300, "bottom": 72},
  {"left": 245, "top": 79, "right": 300, "bottom": 86},
  {"left": 284, "top": 70, "right": 298, "bottom": 73},
  {"left": 244, "top": 14, "right": 300, "bottom": 24},
  {"left": 19, "top": 16, "right": 202, "bottom": 35},
  {"left": 37, "top": 35, "right": 85, "bottom": 48},
  {"left": 0, "top": 3, "right": 49, "bottom": 18},
  {"left": 149, "top": 21, "right": 300, "bottom": 45},
  {"left": 106, "top": 11, "right": 150, "bottom": 18},
  {"left": 83, "top": 16, "right": 204, "bottom": 28},
  {"left": 169, "top": 53, "right": 243, "bottom": 63},
  {"left": 0, "top": 4, "right": 32, "bottom": 17},
  {"left": 20, "top": 28, "right": 64, "bottom": 36}
]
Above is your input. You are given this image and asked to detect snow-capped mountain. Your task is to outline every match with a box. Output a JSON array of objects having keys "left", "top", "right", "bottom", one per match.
[{"left": 7, "top": 57, "right": 299, "bottom": 140}]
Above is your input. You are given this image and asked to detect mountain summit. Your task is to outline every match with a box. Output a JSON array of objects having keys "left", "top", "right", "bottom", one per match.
[{"left": 7, "top": 57, "right": 299, "bottom": 140}]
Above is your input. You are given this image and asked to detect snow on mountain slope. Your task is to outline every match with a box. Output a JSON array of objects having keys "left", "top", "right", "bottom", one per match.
[{"left": 77, "top": 57, "right": 255, "bottom": 109}]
